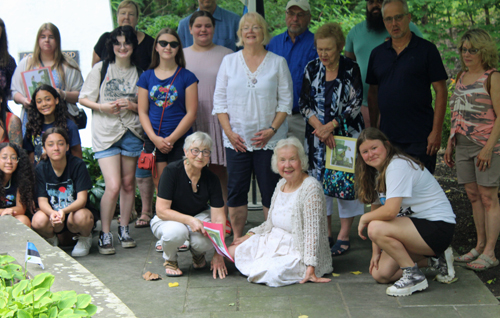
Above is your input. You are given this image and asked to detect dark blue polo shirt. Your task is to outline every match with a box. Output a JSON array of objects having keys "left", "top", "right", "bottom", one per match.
[
  {"left": 267, "top": 30, "right": 317, "bottom": 113},
  {"left": 366, "top": 33, "right": 447, "bottom": 143}
]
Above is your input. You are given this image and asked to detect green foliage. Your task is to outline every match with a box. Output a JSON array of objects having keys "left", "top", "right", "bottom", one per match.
[
  {"left": 82, "top": 148, "right": 104, "bottom": 211},
  {"left": 309, "top": 0, "right": 364, "bottom": 34},
  {"left": 0, "top": 257, "right": 96, "bottom": 317}
]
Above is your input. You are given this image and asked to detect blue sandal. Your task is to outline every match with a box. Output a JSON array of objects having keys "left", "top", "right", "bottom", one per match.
[{"left": 331, "top": 239, "right": 350, "bottom": 256}]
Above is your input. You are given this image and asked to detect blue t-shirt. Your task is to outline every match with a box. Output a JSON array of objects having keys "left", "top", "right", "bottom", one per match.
[
  {"left": 137, "top": 67, "right": 198, "bottom": 138},
  {"left": 23, "top": 118, "right": 81, "bottom": 165},
  {"left": 266, "top": 30, "right": 317, "bottom": 113}
]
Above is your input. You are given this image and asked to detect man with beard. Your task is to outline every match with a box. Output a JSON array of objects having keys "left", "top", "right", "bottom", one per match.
[
  {"left": 177, "top": 0, "right": 240, "bottom": 51},
  {"left": 267, "top": 0, "right": 317, "bottom": 144},
  {"left": 345, "top": 0, "right": 421, "bottom": 127},
  {"left": 365, "top": 0, "right": 448, "bottom": 174}
]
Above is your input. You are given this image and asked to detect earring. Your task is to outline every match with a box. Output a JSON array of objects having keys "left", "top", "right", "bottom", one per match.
[{"left": 186, "top": 158, "right": 190, "bottom": 165}]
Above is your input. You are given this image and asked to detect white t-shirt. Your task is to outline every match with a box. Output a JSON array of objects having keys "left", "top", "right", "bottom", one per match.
[{"left": 378, "top": 157, "right": 456, "bottom": 224}]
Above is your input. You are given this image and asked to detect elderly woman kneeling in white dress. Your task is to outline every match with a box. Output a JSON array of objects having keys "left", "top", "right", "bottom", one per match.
[{"left": 228, "top": 137, "right": 333, "bottom": 287}]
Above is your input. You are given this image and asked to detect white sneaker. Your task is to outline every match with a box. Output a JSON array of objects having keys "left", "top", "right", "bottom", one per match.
[
  {"left": 386, "top": 263, "right": 428, "bottom": 297},
  {"left": 46, "top": 235, "right": 59, "bottom": 247},
  {"left": 72, "top": 234, "right": 92, "bottom": 257},
  {"left": 431, "top": 246, "right": 456, "bottom": 283}
]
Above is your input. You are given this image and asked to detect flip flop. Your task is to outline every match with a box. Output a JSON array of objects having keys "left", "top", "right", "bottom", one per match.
[
  {"left": 135, "top": 214, "right": 152, "bottom": 228},
  {"left": 455, "top": 248, "right": 479, "bottom": 263},
  {"left": 466, "top": 254, "right": 499, "bottom": 271},
  {"left": 163, "top": 260, "right": 183, "bottom": 277},
  {"left": 331, "top": 239, "right": 350, "bottom": 256},
  {"left": 178, "top": 240, "right": 190, "bottom": 252},
  {"left": 155, "top": 240, "right": 163, "bottom": 252}
]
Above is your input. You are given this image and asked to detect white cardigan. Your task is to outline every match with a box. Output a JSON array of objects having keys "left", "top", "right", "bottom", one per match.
[{"left": 249, "top": 176, "right": 333, "bottom": 276}]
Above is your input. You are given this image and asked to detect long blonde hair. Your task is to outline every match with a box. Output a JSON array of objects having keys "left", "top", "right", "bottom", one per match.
[
  {"left": 354, "top": 128, "right": 423, "bottom": 204},
  {"left": 27, "top": 23, "right": 79, "bottom": 87}
]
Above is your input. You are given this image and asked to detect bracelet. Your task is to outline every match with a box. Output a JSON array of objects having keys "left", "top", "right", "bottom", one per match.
[
  {"left": 332, "top": 120, "right": 338, "bottom": 129},
  {"left": 269, "top": 126, "right": 277, "bottom": 133},
  {"left": 99, "top": 104, "right": 102, "bottom": 113},
  {"left": 245, "top": 232, "right": 253, "bottom": 237}
]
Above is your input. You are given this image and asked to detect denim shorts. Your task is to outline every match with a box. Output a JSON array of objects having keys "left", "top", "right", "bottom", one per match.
[{"left": 94, "top": 130, "right": 143, "bottom": 159}]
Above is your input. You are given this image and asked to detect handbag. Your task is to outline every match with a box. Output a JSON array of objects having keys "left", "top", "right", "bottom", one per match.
[
  {"left": 137, "top": 67, "right": 182, "bottom": 178},
  {"left": 76, "top": 108, "right": 87, "bottom": 129},
  {"left": 322, "top": 79, "right": 356, "bottom": 200}
]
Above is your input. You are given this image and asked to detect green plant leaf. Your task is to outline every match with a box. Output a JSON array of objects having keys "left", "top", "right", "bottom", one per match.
[
  {"left": 0, "top": 269, "right": 13, "bottom": 280},
  {"left": 0, "top": 296, "right": 6, "bottom": 308},
  {"left": 33, "top": 273, "right": 55, "bottom": 290},
  {"left": 0, "top": 255, "right": 16, "bottom": 265},
  {"left": 39, "top": 314, "right": 48, "bottom": 318},
  {"left": 47, "top": 306, "right": 58, "bottom": 318},
  {"left": 17, "top": 309, "right": 33, "bottom": 318},
  {"left": 58, "top": 308, "right": 74, "bottom": 316},
  {"left": 75, "top": 294, "right": 92, "bottom": 309},
  {"left": 73, "top": 308, "right": 90, "bottom": 316},
  {"left": 35, "top": 296, "right": 53, "bottom": 309},
  {"left": 12, "top": 280, "right": 30, "bottom": 298},
  {"left": 58, "top": 294, "right": 77, "bottom": 310},
  {"left": 84, "top": 304, "right": 97, "bottom": 316}
]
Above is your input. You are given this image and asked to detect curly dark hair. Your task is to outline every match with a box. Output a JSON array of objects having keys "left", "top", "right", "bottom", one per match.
[
  {"left": 105, "top": 25, "right": 139, "bottom": 66},
  {"left": 0, "top": 143, "right": 35, "bottom": 213},
  {"left": 25, "top": 85, "right": 70, "bottom": 138}
]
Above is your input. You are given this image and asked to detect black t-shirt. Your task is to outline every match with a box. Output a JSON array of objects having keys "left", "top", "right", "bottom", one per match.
[
  {"left": 157, "top": 160, "right": 224, "bottom": 216},
  {"left": 366, "top": 33, "right": 448, "bottom": 143},
  {"left": 94, "top": 32, "right": 155, "bottom": 71},
  {"left": 35, "top": 154, "right": 92, "bottom": 211},
  {"left": 1, "top": 178, "right": 18, "bottom": 208}
]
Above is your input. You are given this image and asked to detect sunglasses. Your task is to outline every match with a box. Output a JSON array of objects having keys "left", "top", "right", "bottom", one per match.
[
  {"left": 460, "top": 47, "right": 479, "bottom": 55},
  {"left": 158, "top": 40, "right": 180, "bottom": 49}
]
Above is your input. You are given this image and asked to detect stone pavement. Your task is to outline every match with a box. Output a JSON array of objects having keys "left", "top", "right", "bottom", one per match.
[{"left": 70, "top": 204, "right": 500, "bottom": 318}]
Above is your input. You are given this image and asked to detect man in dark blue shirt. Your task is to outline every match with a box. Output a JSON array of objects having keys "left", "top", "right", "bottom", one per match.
[
  {"left": 267, "top": 0, "right": 317, "bottom": 144},
  {"left": 366, "top": 0, "right": 447, "bottom": 173}
]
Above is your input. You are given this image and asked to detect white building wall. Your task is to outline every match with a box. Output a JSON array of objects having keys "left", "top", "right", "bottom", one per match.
[{"left": 1, "top": 0, "right": 114, "bottom": 147}]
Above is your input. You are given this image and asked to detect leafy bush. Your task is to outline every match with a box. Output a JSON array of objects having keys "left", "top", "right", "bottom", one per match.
[
  {"left": 82, "top": 148, "right": 104, "bottom": 211},
  {"left": 0, "top": 255, "right": 97, "bottom": 317}
]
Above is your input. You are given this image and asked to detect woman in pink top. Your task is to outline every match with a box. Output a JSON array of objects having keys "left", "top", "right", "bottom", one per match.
[{"left": 445, "top": 29, "right": 500, "bottom": 271}]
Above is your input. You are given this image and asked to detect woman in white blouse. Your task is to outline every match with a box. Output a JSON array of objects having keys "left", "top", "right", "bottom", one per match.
[
  {"left": 213, "top": 12, "right": 293, "bottom": 239},
  {"left": 228, "top": 137, "right": 333, "bottom": 287}
]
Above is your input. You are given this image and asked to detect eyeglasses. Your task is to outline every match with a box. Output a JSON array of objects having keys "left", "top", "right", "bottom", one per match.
[
  {"left": 383, "top": 13, "right": 408, "bottom": 23},
  {"left": 460, "top": 47, "right": 479, "bottom": 55},
  {"left": 190, "top": 148, "right": 211, "bottom": 157},
  {"left": 158, "top": 40, "right": 180, "bottom": 49},
  {"left": 113, "top": 41, "right": 132, "bottom": 48},
  {"left": 367, "top": 0, "right": 383, "bottom": 5},
  {"left": 242, "top": 25, "right": 262, "bottom": 32},
  {"left": 0, "top": 155, "right": 19, "bottom": 162},
  {"left": 286, "top": 11, "right": 310, "bottom": 18}
]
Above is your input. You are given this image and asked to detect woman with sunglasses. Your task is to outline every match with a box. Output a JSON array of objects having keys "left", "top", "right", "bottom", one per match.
[
  {"left": 151, "top": 132, "right": 227, "bottom": 278},
  {"left": 137, "top": 28, "right": 198, "bottom": 190},
  {"left": 445, "top": 29, "right": 500, "bottom": 271},
  {"left": 79, "top": 26, "right": 144, "bottom": 255}
]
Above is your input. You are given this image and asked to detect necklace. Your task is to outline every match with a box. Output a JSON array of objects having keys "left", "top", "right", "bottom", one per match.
[
  {"left": 326, "top": 61, "right": 339, "bottom": 72},
  {"left": 4, "top": 179, "right": 11, "bottom": 190},
  {"left": 393, "top": 38, "right": 411, "bottom": 50}
]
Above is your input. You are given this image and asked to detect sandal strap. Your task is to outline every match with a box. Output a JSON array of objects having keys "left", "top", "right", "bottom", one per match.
[
  {"left": 192, "top": 253, "right": 206, "bottom": 266},
  {"left": 163, "top": 260, "right": 179, "bottom": 271}
]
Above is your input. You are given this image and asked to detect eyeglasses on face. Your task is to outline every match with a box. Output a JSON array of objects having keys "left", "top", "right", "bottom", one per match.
[
  {"left": 158, "top": 40, "right": 180, "bottom": 49},
  {"left": 383, "top": 13, "right": 408, "bottom": 23},
  {"left": 460, "top": 47, "right": 479, "bottom": 55},
  {"left": 286, "top": 11, "right": 309, "bottom": 18},
  {"left": 0, "top": 155, "right": 19, "bottom": 162},
  {"left": 190, "top": 148, "right": 211, "bottom": 157},
  {"left": 242, "top": 25, "right": 262, "bottom": 32}
]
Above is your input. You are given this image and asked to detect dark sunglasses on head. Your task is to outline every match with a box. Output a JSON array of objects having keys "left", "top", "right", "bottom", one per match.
[{"left": 158, "top": 40, "right": 180, "bottom": 48}]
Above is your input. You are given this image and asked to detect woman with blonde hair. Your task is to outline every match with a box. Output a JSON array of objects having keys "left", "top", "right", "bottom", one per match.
[
  {"left": 445, "top": 28, "right": 500, "bottom": 271},
  {"left": 11, "top": 23, "right": 83, "bottom": 133},
  {"left": 213, "top": 12, "right": 293, "bottom": 239}
]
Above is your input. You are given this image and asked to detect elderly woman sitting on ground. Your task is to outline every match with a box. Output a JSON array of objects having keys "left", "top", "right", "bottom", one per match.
[
  {"left": 151, "top": 132, "right": 227, "bottom": 278},
  {"left": 228, "top": 137, "right": 333, "bottom": 287}
]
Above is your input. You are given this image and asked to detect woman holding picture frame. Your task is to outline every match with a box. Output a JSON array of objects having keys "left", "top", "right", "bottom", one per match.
[
  {"left": 299, "top": 22, "right": 364, "bottom": 256},
  {"left": 11, "top": 23, "right": 83, "bottom": 135}
]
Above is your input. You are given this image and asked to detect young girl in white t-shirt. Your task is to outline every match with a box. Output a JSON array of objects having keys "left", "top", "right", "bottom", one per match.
[{"left": 355, "top": 128, "right": 456, "bottom": 297}]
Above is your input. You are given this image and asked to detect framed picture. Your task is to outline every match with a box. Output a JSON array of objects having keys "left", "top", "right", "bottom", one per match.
[
  {"left": 21, "top": 67, "right": 56, "bottom": 102},
  {"left": 325, "top": 136, "right": 357, "bottom": 173}
]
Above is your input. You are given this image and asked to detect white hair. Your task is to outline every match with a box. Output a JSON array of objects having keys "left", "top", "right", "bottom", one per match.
[
  {"left": 271, "top": 137, "right": 309, "bottom": 174},
  {"left": 183, "top": 132, "right": 213, "bottom": 151},
  {"left": 381, "top": 0, "right": 409, "bottom": 17}
]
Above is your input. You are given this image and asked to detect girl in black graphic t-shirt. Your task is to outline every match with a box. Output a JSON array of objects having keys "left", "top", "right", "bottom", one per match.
[
  {"left": 31, "top": 127, "right": 95, "bottom": 257},
  {"left": 0, "top": 143, "right": 34, "bottom": 226}
]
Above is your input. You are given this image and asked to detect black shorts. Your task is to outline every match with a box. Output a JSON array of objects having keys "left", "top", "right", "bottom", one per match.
[
  {"left": 144, "top": 134, "right": 185, "bottom": 163},
  {"left": 410, "top": 218, "right": 455, "bottom": 256}
]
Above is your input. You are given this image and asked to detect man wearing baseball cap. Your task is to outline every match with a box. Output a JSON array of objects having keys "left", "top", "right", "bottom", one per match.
[{"left": 267, "top": 0, "right": 317, "bottom": 145}]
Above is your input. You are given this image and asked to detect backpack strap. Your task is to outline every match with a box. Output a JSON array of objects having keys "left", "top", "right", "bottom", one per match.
[
  {"left": 99, "top": 59, "right": 110, "bottom": 90},
  {"left": 486, "top": 70, "right": 499, "bottom": 95}
]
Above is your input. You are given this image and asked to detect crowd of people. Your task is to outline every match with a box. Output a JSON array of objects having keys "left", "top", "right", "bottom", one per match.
[{"left": 0, "top": 0, "right": 498, "bottom": 297}]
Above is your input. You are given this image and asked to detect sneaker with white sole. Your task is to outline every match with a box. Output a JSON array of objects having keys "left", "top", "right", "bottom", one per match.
[
  {"left": 386, "top": 263, "right": 428, "bottom": 297},
  {"left": 98, "top": 231, "right": 116, "bottom": 255},
  {"left": 429, "top": 246, "right": 456, "bottom": 283},
  {"left": 45, "top": 235, "right": 59, "bottom": 247},
  {"left": 118, "top": 225, "right": 136, "bottom": 248},
  {"left": 72, "top": 234, "right": 92, "bottom": 257}
]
